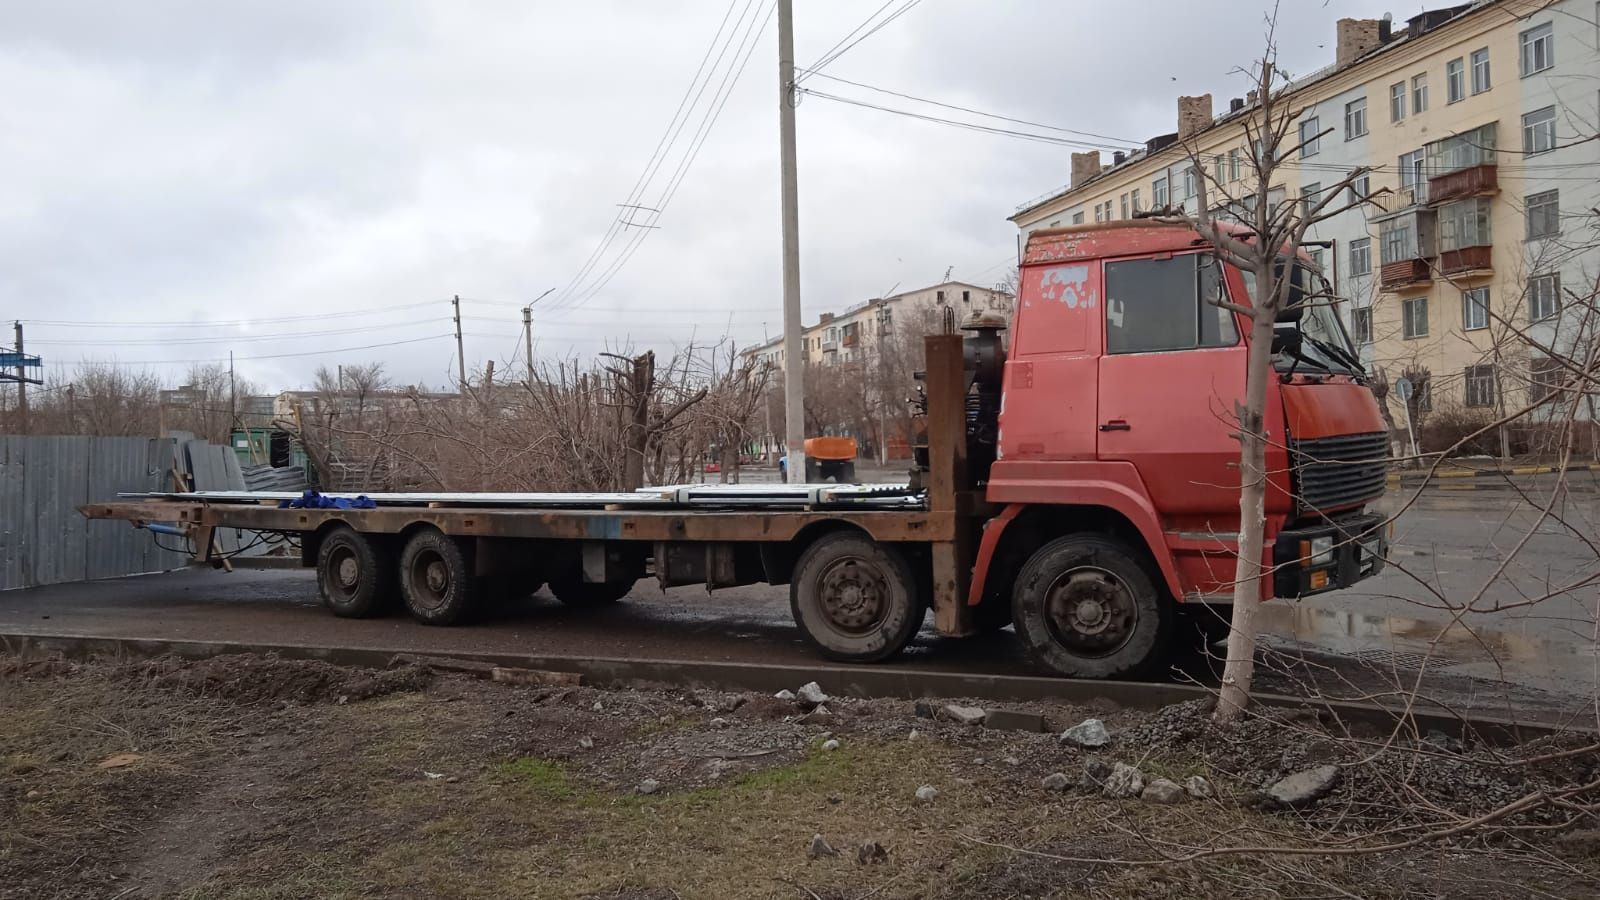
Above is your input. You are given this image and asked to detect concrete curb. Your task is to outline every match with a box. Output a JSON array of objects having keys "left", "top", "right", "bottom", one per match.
[
  {"left": 2, "top": 631, "right": 1586, "bottom": 742},
  {"left": 1388, "top": 463, "right": 1599, "bottom": 484}
]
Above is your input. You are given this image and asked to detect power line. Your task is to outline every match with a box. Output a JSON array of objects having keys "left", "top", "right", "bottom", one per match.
[
  {"left": 57, "top": 334, "right": 452, "bottom": 367},
  {"left": 800, "top": 0, "right": 897, "bottom": 78},
  {"left": 546, "top": 0, "right": 752, "bottom": 311},
  {"left": 799, "top": 71, "right": 1141, "bottom": 146},
  {"left": 29, "top": 318, "right": 446, "bottom": 346},
  {"left": 798, "top": 88, "right": 1129, "bottom": 150},
  {"left": 548, "top": 0, "right": 777, "bottom": 314},
  {"left": 800, "top": 0, "right": 922, "bottom": 80},
  {"left": 22, "top": 300, "right": 440, "bottom": 329}
]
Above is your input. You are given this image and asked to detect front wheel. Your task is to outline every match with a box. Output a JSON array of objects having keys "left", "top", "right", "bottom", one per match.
[
  {"left": 791, "top": 532, "right": 922, "bottom": 663},
  {"left": 1012, "top": 534, "right": 1172, "bottom": 679}
]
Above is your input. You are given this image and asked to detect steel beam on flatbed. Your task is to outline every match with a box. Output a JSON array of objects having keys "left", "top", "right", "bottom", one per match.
[{"left": 81, "top": 501, "right": 956, "bottom": 543}]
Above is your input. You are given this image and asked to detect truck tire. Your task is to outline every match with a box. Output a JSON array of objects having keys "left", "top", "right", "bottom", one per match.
[
  {"left": 399, "top": 529, "right": 480, "bottom": 626},
  {"left": 837, "top": 460, "right": 857, "bottom": 483},
  {"left": 316, "top": 527, "right": 394, "bottom": 618},
  {"left": 1011, "top": 534, "right": 1172, "bottom": 679},
  {"left": 790, "top": 531, "right": 922, "bottom": 663},
  {"left": 549, "top": 577, "right": 634, "bottom": 608}
]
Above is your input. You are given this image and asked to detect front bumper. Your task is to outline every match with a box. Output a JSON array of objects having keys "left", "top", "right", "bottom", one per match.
[{"left": 1272, "top": 513, "right": 1386, "bottom": 599}]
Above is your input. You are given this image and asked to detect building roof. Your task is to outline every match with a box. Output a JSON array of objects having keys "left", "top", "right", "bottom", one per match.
[{"left": 1009, "top": 1, "right": 1491, "bottom": 223}]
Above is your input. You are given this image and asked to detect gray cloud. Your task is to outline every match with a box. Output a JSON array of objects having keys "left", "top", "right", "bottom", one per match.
[{"left": 1, "top": 0, "right": 1393, "bottom": 390}]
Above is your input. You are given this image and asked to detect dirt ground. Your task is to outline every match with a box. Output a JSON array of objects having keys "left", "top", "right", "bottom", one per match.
[{"left": 2, "top": 653, "right": 1596, "bottom": 900}]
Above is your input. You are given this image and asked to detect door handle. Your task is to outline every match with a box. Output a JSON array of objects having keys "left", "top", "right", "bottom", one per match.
[{"left": 1099, "top": 420, "right": 1131, "bottom": 432}]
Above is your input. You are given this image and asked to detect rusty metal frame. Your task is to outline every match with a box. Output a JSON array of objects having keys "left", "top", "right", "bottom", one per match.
[{"left": 80, "top": 501, "right": 955, "bottom": 544}]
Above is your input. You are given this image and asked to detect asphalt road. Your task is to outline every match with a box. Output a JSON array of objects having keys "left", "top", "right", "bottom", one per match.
[{"left": 1, "top": 480, "right": 1594, "bottom": 701}]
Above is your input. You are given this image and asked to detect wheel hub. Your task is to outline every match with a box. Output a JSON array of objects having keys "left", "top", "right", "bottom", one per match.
[
  {"left": 424, "top": 560, "right": 449, "bottom": 593},
  {"left": 818, "top": 558, "right": 887, "bottom": 632},
  {"left": 336, "top": 556, "right": 359, "bottom": 590},
  {"left": 1045, "top": 567, "right": 1137, "bottom": 656}
]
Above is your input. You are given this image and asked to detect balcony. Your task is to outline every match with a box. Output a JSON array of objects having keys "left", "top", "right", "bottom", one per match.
[
  {"left": 1438, "top": 244, "right": 1493, "bottom": 277},
  {"left": 1380, "top": 258, "right": 1432, "bottom": 291},
  {"left": 1428, "top": 164, "right": 1498, "bottom": 207},
  {"left": 820, "top": 340, "right": 838, "bottom": 353},
  {"left": 1370, "top": 185, "right": 1427, "bottom": 217},
  {"left": 842, "top": 332, "right": 858, "bottom": 347}
]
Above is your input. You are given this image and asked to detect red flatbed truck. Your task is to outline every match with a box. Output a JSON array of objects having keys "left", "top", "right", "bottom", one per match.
[{"left": 84, "top": 221, "right": 1390, "bottom": 679}]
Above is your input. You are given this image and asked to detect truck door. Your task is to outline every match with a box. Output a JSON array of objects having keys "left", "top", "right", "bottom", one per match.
[
  {"left": 997, "top": 260, "right": 1100, "bottom": 461},
  {"left": 1096, "top": 252, "right": 1246, "bottom": 518}
]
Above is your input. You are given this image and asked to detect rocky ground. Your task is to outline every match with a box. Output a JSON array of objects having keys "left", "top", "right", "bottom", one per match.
[{"left": 2, "top": 652, "right": 1597, "bottom": 899}]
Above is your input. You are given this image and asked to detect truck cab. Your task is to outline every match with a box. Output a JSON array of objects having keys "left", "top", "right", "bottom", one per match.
[{"left": 973, "top": 220, "right": 1387, "bottom": 677}]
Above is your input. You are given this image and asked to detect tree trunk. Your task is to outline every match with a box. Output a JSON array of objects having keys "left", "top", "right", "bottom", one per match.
[{"left": 1215, "top": 298, "right": 1278, "bottom": 724}]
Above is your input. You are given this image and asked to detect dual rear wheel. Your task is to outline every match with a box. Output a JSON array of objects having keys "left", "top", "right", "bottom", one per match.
[{"left": 315, "top": 526, "right": 634, "bottom": 626}]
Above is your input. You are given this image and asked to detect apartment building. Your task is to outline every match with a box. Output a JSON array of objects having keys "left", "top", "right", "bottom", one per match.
[
  {"left": 1011, "top": 0, "right": 1600, "bottom": 421},
  {"left": 742, "top": 280, "right": 1012, "bottom": 369}
]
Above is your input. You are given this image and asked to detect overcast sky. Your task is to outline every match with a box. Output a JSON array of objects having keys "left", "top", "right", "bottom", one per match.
[{"left": 1, "top": 0, "right": 1397, "bottom": 391}]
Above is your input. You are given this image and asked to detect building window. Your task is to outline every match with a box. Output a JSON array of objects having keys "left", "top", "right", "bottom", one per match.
[
  {"left": 1520, "top": 22, "right": 1554, "bottom": 77},
  {"left": 1522, "top": 106, "right": 1557, "bottom": 154},
  {"left": 1348, "top": 173, "right": 1370, "bottom": 206},
  {"left": 1349, "top": 237, "right": 1372, "bottom": 276},
  {"left": 1462, "top": 287, "right": 1490, "bottom": 330},
  {"left": 1228, "top": 149, "right": 1241, "bottom": 182},
  {"left": 1131, "top": 188, "right": 1141, "bottom": 214},
  {"left": 1094, "top": 203, "right": 1104, "bottom": 223},
  {"left": 1471, "top": 48, "right": 1491, "bottom": 94},
  {"left": 1308, "top": 248, "right": 1325, "bottom": 271},
  {"left": 1403, "top": 297, "right": 1429, "bottom": 339},
  {"left": 1398, "top": 149, "right": 1426, "bottom": 203},
  {"left": 1390, "top": 81, "right": 1406, "bottom": 121},
  {"left": 1412, "top": 73, "right": 1429, "bottom": 113},
  {"left": 1426, "top": 122, "right": 1496, "bottom": 174},
  {"left": 1153, "top": 176, "right": 1169, "bottom": 208},
  {"left": 1300, "top": 182, "right": 1320, "bottom": 217},
  {"left": 1529, "top": 357, "right": 1563, "bottom": 403},
  {"left": 1464, "top": 364, "right": 1497, "bottom": 408},
  {"left": 1529, "top": 272, "right": 1561, "bottom": 321},
  {"left": 1380, "top": 219, "right": 1415, "bottom": 264},
  {"left": 1344, "top": 96, "right": 1367, "bottom": 139},
  {"left": 1072, "top": 211, "right": 1085, "bottom": 224},
  {"left": 1446, "top": 58, "right": 1465, "bottom": 103},
  {"left": 1439, "top": 197, "right": 1492, "bottom": 251},
  {"left": 1526, "top": 190, "right": 1559, "bottom": 240},
  {"left": 936, "top": 290, "right": 945, "bottom": 303},
  {"left": 1103, "top": 253, "right": 1238, "bottom": 354},
  {"left": 1299, "top": 116, "right": 1321, "bottom": 157},
  {"left": 962, "top": 290, "right": 971, "bottom": 304},
  {"left": 1352, "top": 307, "right": 1373, "bottom": 344},
  {"left": 1183, "top": 167, "right": 1197, "bottom": 199},
  {"left": 1120, "top": 193, "right": 1130, "bottom": 219}
]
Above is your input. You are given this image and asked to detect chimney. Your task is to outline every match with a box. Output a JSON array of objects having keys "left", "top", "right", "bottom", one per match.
[
  {"left": 1246, "top": 88, "right": 1259, "bottom": 106},
  {"left": 1379, "top": 14, "right": 1393, "bottom": 43},
  {"left": 1070, "top": 150, "right": 1101, "bottom": 187},
  {"left": 1229, "top": 97, "right": 1245, "bottom": 113},
  {"left": 1112, "top": 150, "right": 1127, "bottom": 166},
  {"left": 1177, "top": 94, "right": 1213, "bottom": 141},
  {"left": 818, "top": 312, "right": 834, "bottom": 324},
  {"left": 1336, "top": 18, "right": 1382, "bottom": 67}
]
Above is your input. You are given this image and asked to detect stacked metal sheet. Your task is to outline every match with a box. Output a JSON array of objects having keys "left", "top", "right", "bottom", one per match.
[{"left": 120, "top": 482, "right": 925, "bottom": 511}]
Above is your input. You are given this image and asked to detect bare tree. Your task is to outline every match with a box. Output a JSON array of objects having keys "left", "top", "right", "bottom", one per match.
[{"left": 1157, "top": 38, "right": 1369, "bottom": 723}]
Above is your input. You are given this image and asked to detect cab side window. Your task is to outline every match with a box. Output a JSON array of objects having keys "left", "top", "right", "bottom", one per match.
[{"left": 1104, "top": 254, "right": 1239, "bottom": 353}]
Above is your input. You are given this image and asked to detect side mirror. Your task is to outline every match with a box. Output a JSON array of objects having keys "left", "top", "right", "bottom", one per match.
[{"left": 1271, "top": 326, "right": 1304, "bottom": 356}]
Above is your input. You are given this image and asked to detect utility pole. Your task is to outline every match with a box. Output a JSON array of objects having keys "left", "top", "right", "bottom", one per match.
[
  {"left": 523, "top": 305, "right": 534, "bottom": 386},
  {"left": 452, "top": 295, "right": 467, "bottom": 395},
  {"left": 777, "top": 0, "right": 806, "bottom": 483},
  {"left": 13, "top": 321, "right": 28, "bottom": 435},
  {"left": 228, "top": 350, "right": 237, "bottom": 434}
]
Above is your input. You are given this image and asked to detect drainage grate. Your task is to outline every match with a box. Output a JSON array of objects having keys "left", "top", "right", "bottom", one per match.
[{"left": 1347, "top": 648, "right": 1459, "bottom": 671}]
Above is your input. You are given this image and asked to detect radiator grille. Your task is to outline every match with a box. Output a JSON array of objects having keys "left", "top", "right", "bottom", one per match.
[{"left": 1290, "top": 432, "right": 1388, "bottom": 513}]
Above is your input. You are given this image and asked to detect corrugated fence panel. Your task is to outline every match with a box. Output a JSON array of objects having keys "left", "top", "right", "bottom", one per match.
[{"left": 0, "top": 434, "right": 248, "bottom": 590}]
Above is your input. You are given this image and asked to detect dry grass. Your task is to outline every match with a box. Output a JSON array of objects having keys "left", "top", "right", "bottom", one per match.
[{"left": 2, "top": 654, "right": 1592, "bottom": 900}]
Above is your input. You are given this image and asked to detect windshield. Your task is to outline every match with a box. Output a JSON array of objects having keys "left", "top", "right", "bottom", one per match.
[{"left": 1239, "top": 264, "right": 1363, "bottom": 376}]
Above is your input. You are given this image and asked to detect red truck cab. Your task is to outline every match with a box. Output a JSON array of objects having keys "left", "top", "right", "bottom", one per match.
[{"left": 972, "top": 220, "right": 1388, "bottom": 677}]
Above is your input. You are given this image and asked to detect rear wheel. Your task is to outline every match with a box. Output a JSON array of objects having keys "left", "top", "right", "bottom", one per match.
[
  {"left": 791, "top": 531, "right": 922, "bottom": 663},
  {"left": 549, "top": 577, "right": 634, "bottom": 608},
  {"left": 1012, "top": 534, "right": 1172, "bottom": 679},
  {"left": 399, "top": 529, "right": 480, "bottom": 626},
  {"left": 316, "top": 527, "right": 394, "bottom": 618}
]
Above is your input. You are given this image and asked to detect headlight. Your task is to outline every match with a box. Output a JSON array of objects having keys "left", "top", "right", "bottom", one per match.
[{"left": 1299, "top": 534, "right": 1337, "bottom": 563}]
